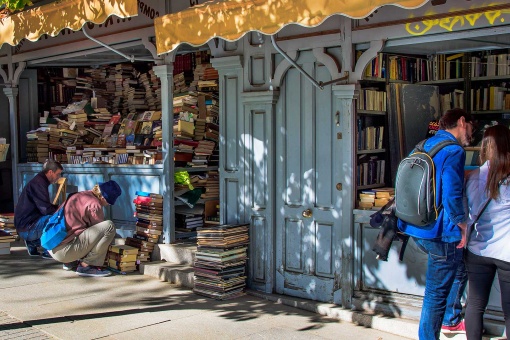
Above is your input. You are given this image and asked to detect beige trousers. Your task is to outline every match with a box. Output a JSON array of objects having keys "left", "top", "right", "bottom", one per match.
[{"left": 50, "top": 220, "right": 116, "bottom": 267}]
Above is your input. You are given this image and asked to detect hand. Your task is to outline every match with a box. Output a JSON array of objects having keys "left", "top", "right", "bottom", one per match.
[{"left": 457, "top": 222, "right": 467, "bottom": 248}]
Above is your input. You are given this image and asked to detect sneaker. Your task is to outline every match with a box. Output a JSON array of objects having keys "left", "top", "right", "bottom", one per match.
[
  {"left": 63, "top": 261, "right": 79, "bottom": 271},
  {"left": 76, "top": 265, "right": 112, "bottom": 277},
  {"left": 25, "top": 240, "right": 40, "bottom": 257},
  {"left": 441, "top": 320, "right": 466, "bottom": 334},
  {"left": 41, "top": 250, "right": 53, "bottom": 260}
]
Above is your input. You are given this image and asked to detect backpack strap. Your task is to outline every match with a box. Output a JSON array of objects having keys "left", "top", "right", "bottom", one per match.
[{"left": 414, "top": 139, "right": 459, "bottom": 157}]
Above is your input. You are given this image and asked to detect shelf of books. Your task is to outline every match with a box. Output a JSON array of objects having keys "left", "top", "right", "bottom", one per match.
[
  {"left": 171, "top": 50, "right": 221, "bottom": 244},
  {"left": 29, "top": 63, "right": 164, "bottom": 165},
  {"left": 355, "top": 52, "right": 389, "bottom": 208},
  {"left": 193, "top": 223, "right": 249, "bottom": 300}
]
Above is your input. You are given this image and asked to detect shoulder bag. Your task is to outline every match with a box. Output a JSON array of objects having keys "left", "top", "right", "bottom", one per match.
[{"left": 40, "top": 194, "right": 74, "bottom": 250}]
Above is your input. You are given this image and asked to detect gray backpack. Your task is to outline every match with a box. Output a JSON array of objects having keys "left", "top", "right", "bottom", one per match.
[{"left": 394, "top": 139, "right": 458, "bottom": 226}]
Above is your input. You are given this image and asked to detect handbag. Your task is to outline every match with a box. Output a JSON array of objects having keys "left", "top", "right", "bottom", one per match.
[
  {"left": 370, "top": 197, "right": 410, "bottom": 262},
  {"left": 40, "top": 194, "right": 74, "bottom": 250}
]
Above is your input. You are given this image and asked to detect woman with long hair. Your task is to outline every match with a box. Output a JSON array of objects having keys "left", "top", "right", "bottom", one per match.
[{"left": 464, "top": 124, "right": 510, "bottom": 339}]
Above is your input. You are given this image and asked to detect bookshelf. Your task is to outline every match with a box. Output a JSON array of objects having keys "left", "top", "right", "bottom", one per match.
[
  {"left": 355, "top": 49, "right": 510, "bottom": 209},
  {"left": 172, "top": 49, "right": 221, "bottom": 244},
  {"left": 356, "top": 61, "right": 388, "bottom": 209}
]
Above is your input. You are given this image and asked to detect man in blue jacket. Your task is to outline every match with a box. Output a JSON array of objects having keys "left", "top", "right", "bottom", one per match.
[
  {"left": 15, "top": 159, "right": 64, "bottom": 258},
  {"left": 398, "top": 108, "right": 473, "bottom": 340}
]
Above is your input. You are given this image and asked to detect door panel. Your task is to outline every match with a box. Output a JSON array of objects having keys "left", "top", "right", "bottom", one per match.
[{"left": 275, "top": 51, "right": 340, "bottom": 302}]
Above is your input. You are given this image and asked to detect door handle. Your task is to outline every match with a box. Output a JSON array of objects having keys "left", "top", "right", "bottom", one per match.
[{"left": 302, "top": 209, "right": 313, "bottom": 218}]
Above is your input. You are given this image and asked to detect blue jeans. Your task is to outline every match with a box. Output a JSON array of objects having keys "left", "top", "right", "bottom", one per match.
[
  {"left": 18, "top": 215, "right": 52, "bottom": 246},
  {"left": 414, "top": 238, "right": 466, "bottom": 340}
]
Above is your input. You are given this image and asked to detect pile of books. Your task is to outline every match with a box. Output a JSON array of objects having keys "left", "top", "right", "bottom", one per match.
[
  {"left": 175, "top": 205, "right": 203, "bottom": 242},
  {"left": 0, "top": 213, "right": 16, "bottom": 239},
  {"left": 126, "top": 191, "right": 163, "bottom": 265},
  {"left": 0, "top": 217, "right": 17, "bottom": 255},
  {"left": 193, "top": 223, "right": 249, "bottom": 300},
  {"left": 107, "top": 245, "right": 138, "bottom": 273},
  {"left": 357, "top": 187, "right": 395, "bottom": 210}
]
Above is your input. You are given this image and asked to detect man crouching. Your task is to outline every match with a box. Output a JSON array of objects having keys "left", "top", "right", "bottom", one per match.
[{"left": 49, "top": 180, "right": 122, "bottom": 277}]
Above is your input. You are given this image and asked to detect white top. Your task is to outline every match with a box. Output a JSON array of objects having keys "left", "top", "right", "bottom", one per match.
[{"left": 465, "top": 161, "right": 510, "bottom": 263}]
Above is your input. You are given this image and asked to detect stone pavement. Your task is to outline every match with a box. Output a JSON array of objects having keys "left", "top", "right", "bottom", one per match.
[{"left": 0, "top": 242, "right": 412, "bottom": 340}]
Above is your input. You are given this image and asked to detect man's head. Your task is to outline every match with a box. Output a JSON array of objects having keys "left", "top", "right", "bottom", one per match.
[
  {"left": 439, "top": 108, "right": 474, "bottom": 147},
  {"left": 42, "top": 159, "right": 64, "bottom": 184},
  {"left": 97, "top": 181, "right": 122, "bottom": 206}
]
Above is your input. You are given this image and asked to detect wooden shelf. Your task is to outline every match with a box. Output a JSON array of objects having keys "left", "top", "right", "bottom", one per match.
[
  {"left": 471, "top": 75, "right": 510, "bottom": 82},
  {"left": 175, "top": 166, "right": 218, "bottom": 173},
  {"left": 357, "top": 149, "right": 386, "bottom": 154},
  {"left": 361, "top": 77, "right": 386, "bottom": 83},
  {"left": 357, "top": 110, "right": 386, "bottom": 116},
  {"left": 174, "top": 197, "right": 219, "bottom": 206},
  {"left": 417, "top": 78, "right": 464, "bottom": 85},
  {"left": 358, "top": 183, "right": 385, "bottom": 190}
]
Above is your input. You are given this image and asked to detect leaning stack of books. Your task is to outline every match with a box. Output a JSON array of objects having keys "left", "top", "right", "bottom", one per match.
[
  {"left": 126, "top": 191, "right": 163, "bottom": 265},
  {"left": 193, "top": 223, "right": 249, "bottom": 300},
  {"left": 107, "top": 245, "right": 138, "bottom": 273}
]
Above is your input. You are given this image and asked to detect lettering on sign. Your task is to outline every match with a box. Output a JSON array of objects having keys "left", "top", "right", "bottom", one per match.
[
  {"left": 405, "top": 7, "right": 510, "bottom": 36},
  {"left": 190, "top": 0, "right": 201, "bottom": 6},
  {"left": 139, "top": 0, "right": 160, "bottom": 19}
]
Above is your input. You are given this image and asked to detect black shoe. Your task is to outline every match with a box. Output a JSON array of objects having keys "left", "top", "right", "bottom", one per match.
[
  {"left": 41, "top": 250, "right": 53, "bottom": 260},
  {"left": 25, "top": 240, "right": 40, "bottom": 257}
]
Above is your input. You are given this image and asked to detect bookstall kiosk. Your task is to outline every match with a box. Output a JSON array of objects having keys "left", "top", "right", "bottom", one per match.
[
  {"left": 1, "top": 0, "right": 508, "bottom": 336},
  {"left": 152, "top": 0, "right": 509, "bottom": 336}
]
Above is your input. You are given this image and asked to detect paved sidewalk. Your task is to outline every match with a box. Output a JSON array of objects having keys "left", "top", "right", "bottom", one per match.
[{"left": 0, "top": 242, "right": 411, "bottom": 340}]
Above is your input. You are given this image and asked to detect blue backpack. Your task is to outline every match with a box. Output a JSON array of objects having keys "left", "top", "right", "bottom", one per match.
[{"left": 40, "top": 194, "right": 75, "bottom": 250}]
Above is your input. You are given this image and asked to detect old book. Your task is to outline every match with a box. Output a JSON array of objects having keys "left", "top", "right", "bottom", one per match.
[{"left": 108, "top": 244, "right": 138, "bottom": 255}]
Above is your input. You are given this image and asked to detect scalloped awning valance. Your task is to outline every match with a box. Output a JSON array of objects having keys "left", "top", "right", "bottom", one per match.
[
  {"left": 155, "top": 0, "right": 429, "bottom": 55},
  {"left": 0, "top": 0, "right": 138, "bottom": 47}
]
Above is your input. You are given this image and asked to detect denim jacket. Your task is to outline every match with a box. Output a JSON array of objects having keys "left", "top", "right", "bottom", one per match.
[{"left": 397, "top": 130, "right": 466, "bottom": 242}]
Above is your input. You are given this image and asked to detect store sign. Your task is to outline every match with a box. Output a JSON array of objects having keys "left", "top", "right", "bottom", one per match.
[
  {"left": 357, "top": 0, "right": 509, "bottom": 37},
  {"left": 14, "top": 0, "right": 198, "bottom": 54}
]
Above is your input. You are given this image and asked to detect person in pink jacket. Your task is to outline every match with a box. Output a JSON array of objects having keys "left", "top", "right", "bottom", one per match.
[{"left": 49, "top": 180, "right": 122, "bottom": 277}]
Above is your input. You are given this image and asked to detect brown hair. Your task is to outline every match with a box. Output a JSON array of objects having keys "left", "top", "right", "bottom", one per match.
[
  {"left": 480, "top": 125, "right": 510, "bottom": 199},
  {"left": 439, "top": 108, "right": 473, "bottom": 130}
]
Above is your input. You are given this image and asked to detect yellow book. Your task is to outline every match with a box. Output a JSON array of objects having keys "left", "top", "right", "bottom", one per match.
[{"left": 108, "top": 244, "right": 139, "bottom": 255}]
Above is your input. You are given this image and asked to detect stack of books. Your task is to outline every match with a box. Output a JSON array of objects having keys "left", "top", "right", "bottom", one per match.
[
  {"left": 372, "top": 187, "right": 395, "bottom": 208},
  {"left": 0, "top": 229, "right": 17, "bottom": 255},
  {"left": 127, "top": 191, "right": 163, "bottom": 265},
  {"left": 175, "top": 205, "right": 204, "bottom": 242},
  {"left": 358, "top": 190, "right": 376, "bottom": 210},
  {"left": 193, "top": 223, "right": 249, "bottom": 300},
  {"left": 107, "top": 245, "right": 138, "bottom": 273},
  {"left": 0, "top": 213, "right": 16, "bottom": 239}
]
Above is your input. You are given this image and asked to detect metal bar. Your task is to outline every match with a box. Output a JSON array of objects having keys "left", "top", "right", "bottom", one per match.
[
  {"left": 270, "top": 35, "right": 324, "bottom": 90},
  {"left": 82, "top": 27, "right": 158, "bottom": 63},
  {"left": 271, "top": 35, "right": 348, "bottom": 90},
  {"left": 320, "top": 73, "right": 349, "bottom": 87}
]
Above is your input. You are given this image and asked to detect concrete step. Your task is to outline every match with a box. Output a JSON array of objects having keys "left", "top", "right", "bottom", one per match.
[
  {"left": 140, "top": 260, "right": 194, "bottom": 288},
  {"left": 152, "top": 243, "right": 196, "bottom": 265}
]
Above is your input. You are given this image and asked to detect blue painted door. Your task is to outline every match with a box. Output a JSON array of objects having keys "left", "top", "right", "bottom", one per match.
[{"left": 275, "top": 52, "right": 342, "bottom": 302}]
